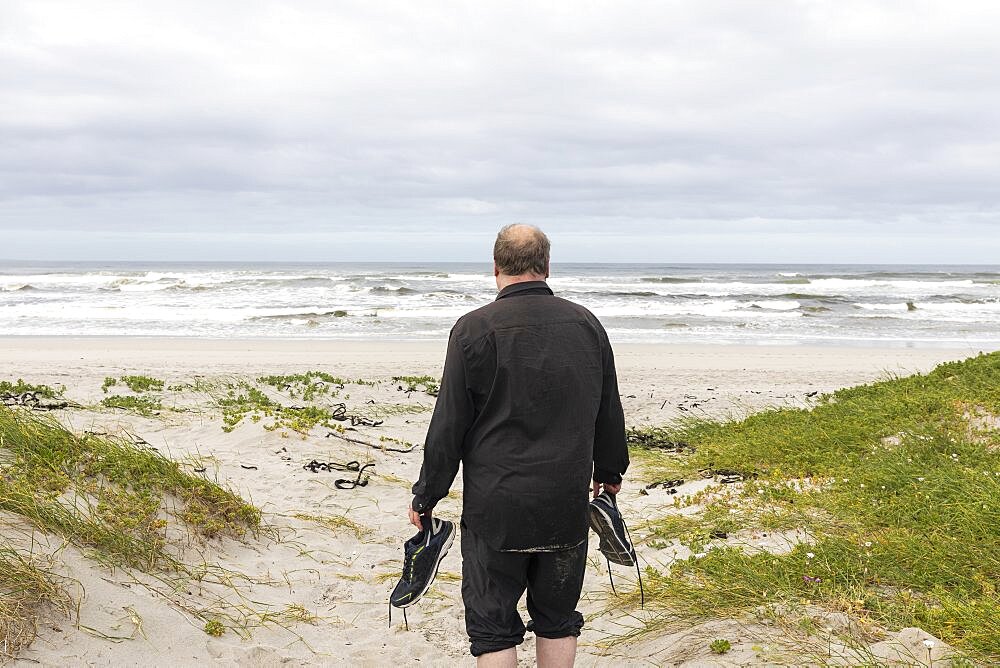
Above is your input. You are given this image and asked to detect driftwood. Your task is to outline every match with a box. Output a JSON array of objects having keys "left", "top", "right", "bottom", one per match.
[
  {"left": 324, "top": 429, "right": 418, "bottom": 453},
  {"left": 1, "top": 391, "right": 73, "bottom": 411}
]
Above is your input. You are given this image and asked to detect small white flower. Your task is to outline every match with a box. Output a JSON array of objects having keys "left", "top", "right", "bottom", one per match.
[
  {"left": 864, "top": 541, "right": 872, "bottom": 547},
  {"left": 859, "top": 483, "right": 865, "bottom": 488},
  {"left": 806, "top": 552, "right": 815, "bottom": 559},
  {"left": 842, "top": 478, "right": 849, "bottom": 483},
  {"left": 917, "top": 477, "right": 925, "bottom": 482},
  {"left": 923, "top": 639, "right": 935, "bottom": 649},
  {"left": 694, "top": 552, "right": 707, "bottom": 559}
]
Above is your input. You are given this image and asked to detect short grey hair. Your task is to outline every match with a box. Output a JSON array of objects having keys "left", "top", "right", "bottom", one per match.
[{"left": 493, "top": 224, "right": 550, "bottom": 276}]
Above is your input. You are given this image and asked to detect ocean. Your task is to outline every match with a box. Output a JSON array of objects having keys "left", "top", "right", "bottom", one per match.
[{"left": 1, "top": 262, "right": 999, "bottom": 347}]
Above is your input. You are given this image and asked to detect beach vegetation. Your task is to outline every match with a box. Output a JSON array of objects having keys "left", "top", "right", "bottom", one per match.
[
  {"left": 0, "top": 379, "right": 63, "bottom": 399},
  {"left": 392, "top": 375, "right": 440, "bottom": 396},
  {"left": 0, "top": 541, "right": 73, "bottom": 660},
  {"left": 378, "top": 435, "right": 417, "bottom": 450},
  {"left": 292, "top": 512, "right": 372, "bottom": 540},
  {"left": 0, "top": 405, "right": 261, "bottom": 571},
  {"left": 627, "top": 352, "right": 1000, "bottom": 661},
  {"left": 203, "top": 619, "right": 225, "bottom": 637},
  {"left": 355, "top": 401, "right": 432, "bottom": 420},
  {"left": 102, "top": 375, "right": 164, "bottom": 393},
  {"left": 258, "top": 371, "right": 348, "bottom": 400},
  {"left": 218, "top": 382, "right": 341, "bottom": 434},
  {"left": 219, "top": 375, "right": 382, "bottom": 434},
  {"left": 119, "top": 375, "right": 165, "bottom": 393},
  {"left": 709, "top": 638, "right": 732, "bottom": 654},
  {"left": 100, "top": 395, "right": 163, "bottom": 416},
  {"left": 166, "top": 376, "right": 218, "bottom": 393}
]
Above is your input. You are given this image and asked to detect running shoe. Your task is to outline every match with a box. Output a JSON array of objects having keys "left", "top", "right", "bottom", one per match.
[
  {"left": 589, "top": 491, "right": 637, "bottom": 567},
  {"left": 390, "top": 516, "right": 456, "bottom": 611},
  {"left": 589, "top": 491, "right": 644, "bottom": 606}
]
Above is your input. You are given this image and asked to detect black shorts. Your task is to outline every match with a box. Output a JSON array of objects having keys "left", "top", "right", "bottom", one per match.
[{"left": 461, "top": 523, "right": 587, "bottom": 657}]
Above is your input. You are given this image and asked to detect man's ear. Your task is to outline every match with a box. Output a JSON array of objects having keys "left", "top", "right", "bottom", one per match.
[
  {"left": 545, "top": 262, "right": 550, "bottom": 279},
  {"left": 494, "top": 263, "right": 500, "bottom": 277}
]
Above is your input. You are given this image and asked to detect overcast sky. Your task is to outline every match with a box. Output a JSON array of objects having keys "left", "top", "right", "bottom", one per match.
[{"left": 2, "top": 1, "right": 999, "bottom": 263}]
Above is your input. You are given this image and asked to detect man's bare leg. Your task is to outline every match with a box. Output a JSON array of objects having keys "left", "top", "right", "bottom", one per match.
[
  {"left": 536, "top": 637, "right": 576, "bottom": 667},
  {"left": 477, "top": 648, "right": 516, "bottom": 667}
]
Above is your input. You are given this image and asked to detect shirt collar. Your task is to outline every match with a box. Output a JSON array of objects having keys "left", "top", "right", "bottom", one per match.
[{"left": 495, "top": 280, "right": 553, "bottom": 300}]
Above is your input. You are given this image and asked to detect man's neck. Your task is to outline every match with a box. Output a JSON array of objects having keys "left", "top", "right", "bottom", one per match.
[{"left": 496, "top": 273, "right": 547, "bottom": 292}]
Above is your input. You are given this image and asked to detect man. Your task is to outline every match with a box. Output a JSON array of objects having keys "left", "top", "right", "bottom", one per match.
[{"left": 407, "top": 224, "right": 628, "bottom": 667}]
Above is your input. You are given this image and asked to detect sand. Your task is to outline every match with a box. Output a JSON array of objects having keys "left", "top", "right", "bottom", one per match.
[{"left": 1, "top": 338, "right": 988, "bottom": 667}]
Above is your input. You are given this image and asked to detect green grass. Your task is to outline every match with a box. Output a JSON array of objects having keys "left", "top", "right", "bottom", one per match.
[
  {"left": 0, "top": 405, "right": 261, "bottom": 571},
  {"left": 630, "top": 352, "right": 1000, "bottom": 661}
]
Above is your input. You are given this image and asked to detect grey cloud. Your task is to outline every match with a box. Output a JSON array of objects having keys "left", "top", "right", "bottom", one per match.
[{"left": 1, "top": 0, "right": 999, "bottom": 260}]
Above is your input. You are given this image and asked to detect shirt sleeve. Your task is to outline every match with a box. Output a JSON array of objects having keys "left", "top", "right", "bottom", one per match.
[
  {"left": 411, "top": 330, "right": 474, "bottom": 513},
  {"left": 592, "top": 331, "right": 629, "bottom": 485}
]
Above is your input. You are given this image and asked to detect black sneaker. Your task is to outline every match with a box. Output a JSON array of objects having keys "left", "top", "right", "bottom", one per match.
[
  {"left": 390, "top": 516, "right": 456, "bottom": 616},
  {"left": 589, "top": 491, "right": 636, "bottom": 566},
  {"left": 589, "top": 491, "right": 644, "bottom": 606}
]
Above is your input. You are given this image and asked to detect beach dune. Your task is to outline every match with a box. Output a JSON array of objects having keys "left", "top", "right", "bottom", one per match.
[{"left": 0, "top": 338, "right": 984, "bottom": 666}]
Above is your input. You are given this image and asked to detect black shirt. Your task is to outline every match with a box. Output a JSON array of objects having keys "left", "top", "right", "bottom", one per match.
[{"left": 411, "top": 280, "right": 628, "bottom": 551}]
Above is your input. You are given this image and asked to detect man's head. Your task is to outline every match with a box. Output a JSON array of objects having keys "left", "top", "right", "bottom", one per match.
[{"left": 493, "top": 224, "right": 550, "bottom": 288}]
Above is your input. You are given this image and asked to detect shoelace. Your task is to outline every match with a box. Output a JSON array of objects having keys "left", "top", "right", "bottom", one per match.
[
  {"left": 388, "top": 603, "right": 409, "bottom": 631},
  {"left": 604, "top": 509, "right": 644, "bottom": 608},
  {"left": 388, "top": 521, "right": 435, "bottom": 631}
]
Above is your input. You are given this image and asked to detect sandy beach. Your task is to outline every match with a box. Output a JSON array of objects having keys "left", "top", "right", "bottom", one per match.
[{"left": 0, "top": 338, "right": 990, "bottom": 667}]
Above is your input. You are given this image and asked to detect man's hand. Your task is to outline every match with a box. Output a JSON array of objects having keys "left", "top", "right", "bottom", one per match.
[
  {"left": 408, "top": 501, "right": 429, "bottom": 530},
  {"left": 593, "top": 480, "right": 622, "bottom": 498}
]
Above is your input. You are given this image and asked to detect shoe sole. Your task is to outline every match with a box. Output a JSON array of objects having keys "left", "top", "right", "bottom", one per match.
[
  {"left": 394, "top": 523, "right": 456, "bottom": 609},
  {"left": 589, "top": 503, "right": 636, "bottom": 567}
]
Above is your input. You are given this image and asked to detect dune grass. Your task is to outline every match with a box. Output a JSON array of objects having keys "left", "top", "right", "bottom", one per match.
[
  {"left": 630, "top": 352, "right": 1000, "bottom": 660},
  {"left": 0, "top": 542, "right": 73, "bottom": 660},
  {"left": 0, "top": 405, "right": 261, "bottom": 571},
  {"left": 292, "top": 512, "right": 372, "bottom": 540}
]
